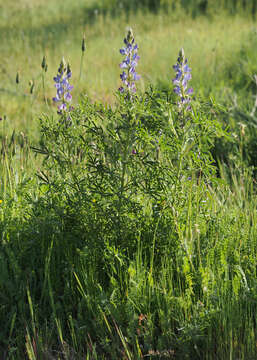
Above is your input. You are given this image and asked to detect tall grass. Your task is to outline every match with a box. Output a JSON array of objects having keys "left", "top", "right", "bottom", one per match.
[{"left": 1, "top": 149, "right": 256, "bottom": 359}]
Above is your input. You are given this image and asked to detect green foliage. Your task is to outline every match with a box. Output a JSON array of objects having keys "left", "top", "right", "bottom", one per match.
[
  {"left": 1, "top": 84, "right": 256, "bottom": 359},
  {"left": 35, "top": 88, "right": 222, "bottom": 276}
]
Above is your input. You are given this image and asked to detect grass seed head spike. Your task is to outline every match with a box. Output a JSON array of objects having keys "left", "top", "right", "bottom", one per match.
[
  {"left": 16, "top": 71, "right": 20, "bottom": 84},
  {"left": 29, "top": 80, "right": 34, "bottom": 94},
  {"left": 41, "top": 55, "right": 47, "bottom": 71},
  {"left": 82, "top": 35, "right": 86, "bottom": 52}
]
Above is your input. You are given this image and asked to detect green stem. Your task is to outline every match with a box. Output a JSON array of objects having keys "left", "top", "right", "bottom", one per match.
[
  {"left": 42, "top": 71, "right": 48, "bottom": 107},
  {"left": 79, "top": 51, "right": 85, "bottom": 82}
]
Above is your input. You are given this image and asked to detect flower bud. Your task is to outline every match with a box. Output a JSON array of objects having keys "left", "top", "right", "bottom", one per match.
[
  {"left": 127, "top": 28, "right": 134, "bottom": 43},
  {"left": 178, "top": 48, "right": 185, "bottom": 63},
  {"left": 67, "top": 62, "right": 71, "bottom": 75},
  {"left": 179, "top": 48, "right": 185, "bottom": 58},
  {"left": 59, "top": 57, "right": 66, "bottom": 73}
]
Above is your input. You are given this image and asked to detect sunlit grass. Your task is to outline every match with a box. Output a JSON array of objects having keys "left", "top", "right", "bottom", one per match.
[{"left": 0, "top": 1, "right": 256, "bottom": 137}]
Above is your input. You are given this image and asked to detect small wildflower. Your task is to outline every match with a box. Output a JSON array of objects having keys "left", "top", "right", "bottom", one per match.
[
  {"left": 119, "top": 28, "right": 140, "bottom": 95},
  {"left": 53, "top": 58, "right": 73, "bottom": 114},
  {"left": 172, "top": 48, "right": 193, "bottom": 110},
  {"left": 0, "top": 199, "right": 2, "bottom": 204}
]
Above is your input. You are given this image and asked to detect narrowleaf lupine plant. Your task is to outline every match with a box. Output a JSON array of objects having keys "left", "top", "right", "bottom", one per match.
[
  {"left": 53, "top": 58, "right": 73, "bottom": 114},
  {"left": 119, "top": 28, "right": 140, "bottom": 96},
  {"left": 173, "top": 48, "right": 193, "bottom": 110}
]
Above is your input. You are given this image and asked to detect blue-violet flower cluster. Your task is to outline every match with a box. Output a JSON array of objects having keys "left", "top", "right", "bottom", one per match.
[
  {"left": 53, "top": 58, "right": 73, "bottom": 114},
  {"left": 119, "top": 28, "right": 140, "bottom": 94},
  {"left": 173, "top": 48, "right": 193, "bottom": 110}
]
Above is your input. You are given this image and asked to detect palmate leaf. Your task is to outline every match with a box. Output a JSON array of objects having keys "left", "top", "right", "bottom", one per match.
[{"left": 36, "top": 170, "right": 50, "bottom": 184}]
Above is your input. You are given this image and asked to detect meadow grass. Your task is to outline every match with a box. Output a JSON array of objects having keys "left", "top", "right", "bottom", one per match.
[
  {"left": 0, "top": 1, "right": 257, "bottom": 359},
  {"left": 0, "top": 0, "right": 257, "bottom": 137}
]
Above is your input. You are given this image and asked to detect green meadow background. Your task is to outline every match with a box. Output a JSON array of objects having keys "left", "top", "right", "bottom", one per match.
[
  {"left": 1, "top": 0, "right": 257, "bottom": 137},
  {"left": 0, "top": 0, "right": 257, "bottom": 359}
]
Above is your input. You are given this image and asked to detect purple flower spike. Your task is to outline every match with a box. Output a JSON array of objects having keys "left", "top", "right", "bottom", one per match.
[
  {"left": 119, "top": 28, "right": 140, "bottom": 95},
  {"left": 53, "top": 58, "right": 73, "bottom": 115},
  {"left": 172, "top": 48, "right": 193, "bottom": 110}
]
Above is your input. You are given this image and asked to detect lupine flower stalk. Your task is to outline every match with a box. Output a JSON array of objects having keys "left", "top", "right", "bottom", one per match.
[
  {"left": 172, "top": 48, "right": 193, "bottom": 110},
  {"left": 53, "top": 58, "right": 73, "bottom": 114},
  {"left": 119, "top": 28, "right": 140, "bottom": 95}
]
